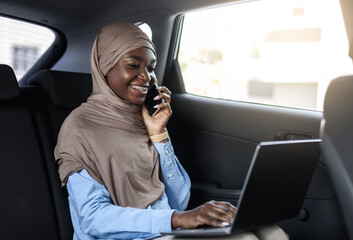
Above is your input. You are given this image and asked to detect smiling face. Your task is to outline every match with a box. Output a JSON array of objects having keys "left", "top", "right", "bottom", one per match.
[{"left": 105, "top": 47, "right": 157, "bottom": 105}]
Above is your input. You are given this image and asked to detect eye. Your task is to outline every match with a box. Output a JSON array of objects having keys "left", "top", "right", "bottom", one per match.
[
  {"left": 148, "top": 66, "right": 156, "bottom": 72},
  {"left": 127, "top": 63, "right": 140, "bottom": 68}
]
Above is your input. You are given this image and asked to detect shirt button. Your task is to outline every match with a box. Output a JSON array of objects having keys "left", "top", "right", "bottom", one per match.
[
  {"left": 168, "top": 173, "right": 172, "bottom": 178},
  {"left": 165, "top": 149, "right": 169, "bottom": 154}
]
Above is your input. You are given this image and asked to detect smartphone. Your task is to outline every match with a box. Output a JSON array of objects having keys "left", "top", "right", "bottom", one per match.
[{"left": 144, "top": 82, "right": 163, "bottom": 116}]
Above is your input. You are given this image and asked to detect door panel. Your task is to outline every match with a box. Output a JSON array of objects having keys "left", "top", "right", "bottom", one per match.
[
  {"left": 165, "top": 61, "right": 348, "bottom": 239},
  {"left": 168, "top": 92, "right": 322, "bottom": 205}
]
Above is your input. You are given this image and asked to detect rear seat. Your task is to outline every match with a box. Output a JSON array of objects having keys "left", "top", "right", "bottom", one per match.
[
  {"left": 0, "top": 64, "right": 92, "bottom": 240},
  {"left": 0, "top": 64, "right": 60, "bottom": 239},
  {"left": 25, "top": 69, "right": 92, "bottom": 239},
  {"left": 27, "top": 70, "right": 92, "bottom": 141}
]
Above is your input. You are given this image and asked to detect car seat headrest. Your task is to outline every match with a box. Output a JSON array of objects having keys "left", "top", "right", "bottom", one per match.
[
  {"left": 28, "top": 69, "right": 92, "bottom": 109},
  {"left": 0, "top": 64, "right": 19, "bottom": 102},
  {"left": 323, "top": 75, "right": 353, "bottom": 150}
]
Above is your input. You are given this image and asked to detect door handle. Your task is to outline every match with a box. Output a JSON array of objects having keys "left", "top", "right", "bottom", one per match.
[{"left": 273, "top": 131, "right": 312, "bottom": 141}]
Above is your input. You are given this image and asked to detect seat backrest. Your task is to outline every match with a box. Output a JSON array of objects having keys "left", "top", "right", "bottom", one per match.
[
  {"left": 322, "top": 75, "right": 353, "bottom": 239},
  {"left": 27, "top": 69, "right": 92, "bottom": 141},
  {"left": 24, "top": 69, "right": 92, "bottom": 240},
  {"left": 0, "top": 64, "right": 60, "bottom": 239}
]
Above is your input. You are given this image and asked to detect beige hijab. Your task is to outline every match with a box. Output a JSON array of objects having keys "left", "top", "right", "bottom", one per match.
[{"left": 54, "top": 22, "right": 165, "bottom": 208}]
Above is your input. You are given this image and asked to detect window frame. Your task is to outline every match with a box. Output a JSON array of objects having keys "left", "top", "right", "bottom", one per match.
[
  {"left": 163, "top": 14, "right": 186, "bottom": 94},
  {"left": 0, "top": 14, "right": 67, "bottom": 85},
  {"left": 170, "top": 2, "right": 352, "bottom": 112}
]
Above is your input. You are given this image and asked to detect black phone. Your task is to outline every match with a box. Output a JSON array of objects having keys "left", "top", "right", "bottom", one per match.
[{"left": 144, "top": 82, "right": 163, "bottom": 116}]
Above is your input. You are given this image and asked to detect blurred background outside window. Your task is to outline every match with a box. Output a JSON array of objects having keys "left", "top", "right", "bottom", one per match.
[
  {"left": 178, "top": 0, "right": 353, "bottom": 110},
  {"left": 0, "top": 16, "right": 55, "bottom": 80}
]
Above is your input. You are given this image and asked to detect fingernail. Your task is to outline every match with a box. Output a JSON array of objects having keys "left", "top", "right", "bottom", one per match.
[
  {"left": 153, "top": 96, "right": 159, "bottom": 100},
  {"left": 153, "top": 105, "right": 159, "bottom": 108},
  {"left": 221, "top": 222, "right": 230, "bottom": 226}
]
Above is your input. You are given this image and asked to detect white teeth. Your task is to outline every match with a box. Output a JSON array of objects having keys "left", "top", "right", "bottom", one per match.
[{"left": 131, "top": 85, "right": 148, "bottom": 92}]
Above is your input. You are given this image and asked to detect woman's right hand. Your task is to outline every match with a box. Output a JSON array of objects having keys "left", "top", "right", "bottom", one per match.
[
  {"left": 142, "top": 85, "right": 172, "bottom": 137},
  {"left": 171, "top": 200, "right": 236, "bottom": 229}
]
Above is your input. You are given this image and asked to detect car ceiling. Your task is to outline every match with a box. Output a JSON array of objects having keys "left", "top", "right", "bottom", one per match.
[
  {"left": 0, "top": 0, "right": 240, "bottom": 34},
  {"left": 7, "top": 0, "right": 352, "bottom": 78},
  {"left": 1, "top": 0, "right": 243, "bottom": 76}
]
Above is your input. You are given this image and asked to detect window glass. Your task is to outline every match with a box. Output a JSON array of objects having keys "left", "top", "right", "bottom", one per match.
[
  {"left": 0, "top": 16, "right": 55, "bottom": 80},
  {"left": 178, "top": 0, "right": 353, "bottom": 110},
  {"left": 137, "top": 22, "right": 152, "bottom": 40}
]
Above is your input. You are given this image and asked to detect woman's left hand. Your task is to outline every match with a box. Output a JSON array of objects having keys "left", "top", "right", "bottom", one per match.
[{"left": 142, "top": 86, "right": 172, "bottom": 136}]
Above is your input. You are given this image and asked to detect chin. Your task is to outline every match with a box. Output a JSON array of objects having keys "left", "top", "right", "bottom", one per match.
[{"left": 129, "top": 98, "right": 145, "bottom": 106}]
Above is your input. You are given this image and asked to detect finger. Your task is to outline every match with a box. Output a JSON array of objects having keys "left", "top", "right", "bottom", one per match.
[
  {"left": 153, "top": 102, "right": 172, "bottom": 115},
  {"left": 214, "top": 201, "right": 236, "bottom": 209},
  {"left": 201, "top": 217, "right": 231, "bottom": 227},
  {"left": 204, "top": 202, "right": 234, "bottom": 222},
  {"left": 157, "top": 86, "right": 171, "bottom": 96},
  {"left": 154, "top": 92, "right": 171, "bottom": 103},
  {"left": 213, "top": 201, "right": 237, "bottom": 215},
  {"left": 211, "top": 201, "right": 236, "bottom": 214},
  {"left": 201, "top": 216, "right": 230, "bottom": 228},
  {"left": 202, "top": 204, "right": 233, "bottom": 224},
  {"left": 215, "top": 205, "right": 235, "bottom": 221}
]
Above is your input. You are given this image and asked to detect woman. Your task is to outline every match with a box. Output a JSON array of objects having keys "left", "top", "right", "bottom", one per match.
[{"left": 55, "top": 22, "right": 287, "bottom": 240}]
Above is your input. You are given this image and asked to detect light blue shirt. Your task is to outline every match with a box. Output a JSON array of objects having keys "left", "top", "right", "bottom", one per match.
[{"left": 66, "top": 141, "right": 191, "bottom": 240}]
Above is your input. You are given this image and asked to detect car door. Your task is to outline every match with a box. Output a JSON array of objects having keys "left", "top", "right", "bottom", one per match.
[{"left": 161, "top": 3, "right": 350, "bottom": 239}]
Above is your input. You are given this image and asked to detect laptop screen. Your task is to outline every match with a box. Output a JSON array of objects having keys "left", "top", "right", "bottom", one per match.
[{"left": 232, "top": 139, "right": 321, "bottom": 233}]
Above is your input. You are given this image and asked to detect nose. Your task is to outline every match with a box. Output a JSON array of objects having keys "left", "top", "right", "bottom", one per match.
[{"left": 138, "top": 68, "right": 151, "bottom": 82}]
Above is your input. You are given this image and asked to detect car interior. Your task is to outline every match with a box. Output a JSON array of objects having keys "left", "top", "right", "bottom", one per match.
[{"left": 0, "top": 0, "right": 353, "bottom": 239}]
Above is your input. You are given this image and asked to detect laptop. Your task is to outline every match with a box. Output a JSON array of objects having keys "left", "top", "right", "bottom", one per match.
[{"left": 162, "top": 139, "right": 321, "bottom": 237}]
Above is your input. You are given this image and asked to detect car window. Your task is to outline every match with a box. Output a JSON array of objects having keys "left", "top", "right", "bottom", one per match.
[
  {"left": 137, "top": 22, "right": 152, "bottom": 40},
  {"left": 0, "top": 16, "right": 55, "bottom": 80},
  {"left": 178, "top": 0, "right": 353, "bottom": 111}
]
